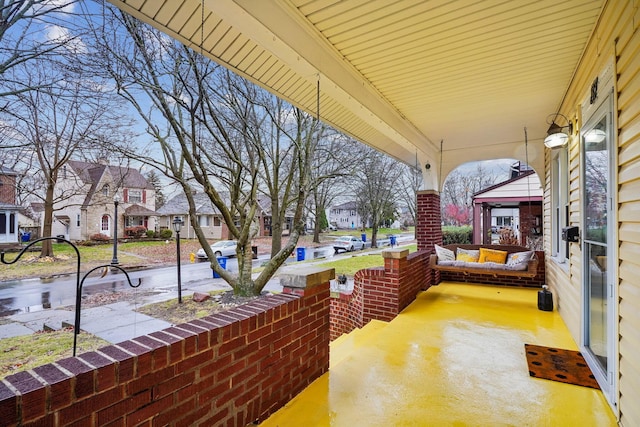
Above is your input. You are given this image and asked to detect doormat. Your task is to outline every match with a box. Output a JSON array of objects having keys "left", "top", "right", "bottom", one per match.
[{"left": 524, "top": 344, "right": 600, "bottom": 389}]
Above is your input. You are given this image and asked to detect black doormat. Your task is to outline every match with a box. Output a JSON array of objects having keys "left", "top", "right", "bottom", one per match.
[{"left": 524, "top": 344, "right": 600, "bottom": 389}]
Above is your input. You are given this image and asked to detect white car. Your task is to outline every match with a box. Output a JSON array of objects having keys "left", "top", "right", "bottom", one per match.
[
  {"left": 333, "top": 236, "right": 365, "bottom": 253},
  {"left": 196, "top": 240, "right": 237, "bottom": 259}
]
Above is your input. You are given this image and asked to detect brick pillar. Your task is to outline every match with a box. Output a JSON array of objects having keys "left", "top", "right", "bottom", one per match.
[{"left": 416, "top": 190, "right": 442, "bottom": 251}]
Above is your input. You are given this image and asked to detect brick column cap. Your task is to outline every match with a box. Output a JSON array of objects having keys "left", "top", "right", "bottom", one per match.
[
  {"left": 381, "top": 248, "right": 409, "bottom": 259},
  {"left": 416, "top": 189, "right": 439, "bottom": 196},
  {"left": 279, "top": 266, "right": 336, "bottom": 289}
]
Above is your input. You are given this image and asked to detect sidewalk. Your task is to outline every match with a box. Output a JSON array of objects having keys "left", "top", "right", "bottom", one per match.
[
  {"left": 0, "top": 236, "right": 414, "bottom": 344},
  {"left": 0, "top": 275, "right": 283, "bottom": 344}
]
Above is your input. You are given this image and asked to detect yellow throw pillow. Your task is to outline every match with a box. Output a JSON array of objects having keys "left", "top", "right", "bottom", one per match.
[
  {"left": 456, "top": 248, "right": 480, "bottom": 262},
  {"left": 478, "top": 248, "right": 508, "bottom": 264}
]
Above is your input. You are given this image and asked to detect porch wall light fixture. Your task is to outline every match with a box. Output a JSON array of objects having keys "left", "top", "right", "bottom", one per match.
[{"left": 544, "top": 113, "right": 573, "bottom": 149}]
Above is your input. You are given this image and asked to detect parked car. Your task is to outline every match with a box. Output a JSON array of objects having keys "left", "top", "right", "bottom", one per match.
[
  {"left": 196, "top": 240, "right": 237, "bottom": 260},
  {"left": 333, "top": 236, "right": 365, "bottom": 253},
  {"left": 327, "top": 223, "right": 338, "bottom": 231}
]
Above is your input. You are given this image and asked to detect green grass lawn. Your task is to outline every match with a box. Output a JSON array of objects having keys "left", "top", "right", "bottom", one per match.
[{"left": 315, "top": 243, "right": 417, "bottom": 276}]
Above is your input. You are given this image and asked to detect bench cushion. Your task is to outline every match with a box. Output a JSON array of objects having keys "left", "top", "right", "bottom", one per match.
[
  {"left": 435, "top": 244, "right": 455, "bottom": 261},
  {"left": 506, "top": 251, "right": 534, "bottom": 268},
  {"left": 456, "top": 248, "right": 480, "bottom": 262},
  {"left": 478, "top": 248, "right": 508, "bottom": 264}
]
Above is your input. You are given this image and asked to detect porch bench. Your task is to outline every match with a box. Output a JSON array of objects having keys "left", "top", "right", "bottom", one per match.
[{"left": 430, "top": 244, "right": 539, "bottom": 279}]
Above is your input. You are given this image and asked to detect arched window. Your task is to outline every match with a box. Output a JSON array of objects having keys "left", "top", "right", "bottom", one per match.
[
  {"left": 101, "top": 215, "right": 110, "bottom": 233},
  {"left": 102, "top": 184, "right": 110, "bottom": 196}
]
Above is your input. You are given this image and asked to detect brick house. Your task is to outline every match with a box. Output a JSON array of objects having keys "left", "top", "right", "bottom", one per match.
[
  {"left": 49, "top": 160, "right": 157, "bottom": 240},
  {"left": 0, "top": 166, "right": 20, "bottom": 245}
]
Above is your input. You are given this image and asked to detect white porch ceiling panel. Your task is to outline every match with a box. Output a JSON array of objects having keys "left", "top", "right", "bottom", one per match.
[{"left": 107, "top": 0, "right": 604, "bottom": 179}]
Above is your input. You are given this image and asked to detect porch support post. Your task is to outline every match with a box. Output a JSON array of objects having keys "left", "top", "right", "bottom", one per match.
[{"left": 416, "top": 190, "right": 442, "bottom": 252}]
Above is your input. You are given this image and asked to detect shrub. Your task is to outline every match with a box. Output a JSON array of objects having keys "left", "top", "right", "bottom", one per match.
[
  {"left": 146, "top": 229, "right": 155, "bottom": 238},
  {"left": 124, "top": 226, "right": 147, "bottom": 238},
  {"left": 90, "top": 233, "right": 110, "bottom": 242},
  {"left": 159, "top": 228, "right": 173, "bottom": 239},
  {"left": 442, "top": 226, "right": 472, "bottom": 245}
]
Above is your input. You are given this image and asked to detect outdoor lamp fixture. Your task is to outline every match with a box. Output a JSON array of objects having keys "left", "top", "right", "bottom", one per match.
[
  {"left": 544, "top": 114, "right": 573, "bottom": 149},
  {"left": 172, "top": 216, "right": 184, "bottom": 303},
  {"left": 111, "top": 194, "right": 121, "bottom": 266}
]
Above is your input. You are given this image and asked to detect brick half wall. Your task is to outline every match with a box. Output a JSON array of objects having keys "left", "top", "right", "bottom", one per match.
[
  {"left": 330, "top": 249, "right": 430, "bottom": 340},
  {"left": 0, "top": 268, "right": 333, "bottom": 427}
]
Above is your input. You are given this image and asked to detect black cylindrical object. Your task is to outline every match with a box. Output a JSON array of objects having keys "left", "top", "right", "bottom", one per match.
[{"left": 538, "top": 285, "right": 553, "bottom": 311}]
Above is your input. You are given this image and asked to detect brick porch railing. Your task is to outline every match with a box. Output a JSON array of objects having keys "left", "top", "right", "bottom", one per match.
[
  {"left": 330, "top": 248, "right": 430, "bottom": 340},
  {"left": 0, "top": 267, "right": 334, "bottom": 427}
]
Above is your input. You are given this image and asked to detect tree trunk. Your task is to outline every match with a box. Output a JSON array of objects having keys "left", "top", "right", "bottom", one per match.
[{"left": 40, "top": 183, "right": 56, "bottom": 257}]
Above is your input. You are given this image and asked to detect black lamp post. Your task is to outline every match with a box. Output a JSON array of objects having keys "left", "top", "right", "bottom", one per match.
[
  {"left": 172, "top": 216, "right": 184, "bottom": 303},
  {"left": 111, "top": 194, "right": 120, "bottom": 266}
]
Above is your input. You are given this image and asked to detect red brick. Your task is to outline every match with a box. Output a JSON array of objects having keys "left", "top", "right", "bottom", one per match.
[
  {"left": 97, "top": 390, "right": 151, "bottom": 425},
  {"left": 125, "top": 394, "right": 172, "bottom": 427}
]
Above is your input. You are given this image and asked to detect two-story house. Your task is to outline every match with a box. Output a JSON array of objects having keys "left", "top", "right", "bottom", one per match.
[
  {"left": 50, "top": 160, "right": 157, "bottom": 240},
  {"left": 327, "top": 201, "right": 369, "bottom": 230},
  {"left": 0, "top": 166, "right": 20, "bottom": 245}
]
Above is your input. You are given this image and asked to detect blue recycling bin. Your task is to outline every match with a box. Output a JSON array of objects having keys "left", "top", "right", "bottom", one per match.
[
  {"left": 213, "top": 257, "right": 227, "bottom": 278},
  {"left": 296, "top": 247, "right": 306, "bottom": 261},
  {"left": 390, "top": 235, "right": 397, "bottom": 246},
  {"left": 361, "top": 233, "right": 366, "bottom": 243},
  {"left": 21, "top": 232, "right": 31, "bottom": 242}
]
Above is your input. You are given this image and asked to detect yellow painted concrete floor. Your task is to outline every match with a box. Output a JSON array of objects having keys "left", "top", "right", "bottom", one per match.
[{"left": 260, "top": 282, "right": 617, "bottom": 427}]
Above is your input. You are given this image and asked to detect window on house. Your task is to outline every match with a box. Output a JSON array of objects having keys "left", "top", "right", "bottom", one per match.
[
  {"left": 198, "top": 215, "right": 211, "bottom": 227},
  {"left": 214, "top": 217, "right": 221, "bottom": 227},
  {"left": 0, "top": 213, "right": 5, "bottom": 233},
  {"left": 76, "top": 214, "right": 81, "bottom": 227},
  {"left": 551, "top": 147, "right": 569, "bottom": 261},
  {"left": 101, "top": 215, "right": 109, "bottom": 232},
  {"left": 128, "top": 189, "right": 142, "bottom": 203},
  {"left": 9, "top": 214, "right": 15, "bottom": 233},
  {"left": 496, "top": 216, "right": 512, "bottom": 227},
  {"left": 102, "top": 185, "right": 109, "bottom": 196}
]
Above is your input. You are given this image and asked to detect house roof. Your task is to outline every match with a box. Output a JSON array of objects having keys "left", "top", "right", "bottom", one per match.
[
  {"left": 0, "top": 166, "right": 18, "bottom": 176},
  {"left": 0, "top": 202, "right": 21, "bottom": 211},
  {"left": 473, "top": 170, "right": 542, "bottom": 203},
  {"left": 332, "top": 201, "right": 357, "bottom": 210},
  {"left": 156, "top": 192, "right": 225, "bottom": 216},
  {"left": 67, "top": 160, "right": 153, "bottom": 190},
  {"left": 66, "top": 160, "right": 153, "bottom": 209},
  {"left": 124, "top": 204, "right": 158, "bottom": 216}
]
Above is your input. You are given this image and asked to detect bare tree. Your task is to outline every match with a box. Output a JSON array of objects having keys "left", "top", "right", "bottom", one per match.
[
  {"left": 1, "top": 0, "right": 79, "bottom": 97},
  {"left": 440, "top": 164, "right": 502, "bottom": 225},
  {"left": 307, "top": 132, "right": 361, "bottom": 243},
  {"left": 397, "top": 162, "right": 423, "bottom": 233},
  {"left": 352, "top": 147, "right": 403, "bottom": 247},
  {"left": 94, "top": 10, "right": 318, "bottom": 296},
  {"left": 1, "top": 54, "right": 130, "bottom": 256}
]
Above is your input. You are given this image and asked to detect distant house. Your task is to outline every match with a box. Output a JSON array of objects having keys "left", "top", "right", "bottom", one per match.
[
  {"left": 327, "top": 201, "right": 368, "bottom": 230},
  {"left": 49, "top": 160, "right": 157, "bottom": 240},
  {"left": 0, "top": 166, "right": 20, "bottom": 245},
  {"left": 472, "top": 165, "right": 542, "bottom": 245},
  {"left": 157, "top": 192, "right": 294, "bottom": 239},
  {"left": 156, "top": 192, "right": 229, "bottom": 240}
]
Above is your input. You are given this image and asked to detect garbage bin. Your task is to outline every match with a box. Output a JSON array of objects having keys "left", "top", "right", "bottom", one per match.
[
  {"left": 56, "top": 234, "right": 65, "bottom": 243},
  {"left": 213, "top": 257, "right": 227, "bottom": 278},
  {"left": 361, "top": 233, "right": 366, "bottom": 243},
  {"left": 296, "top": 247, "right": 306, "bottom": 261},
  {"left": 389, "top": 235, "right": 397, "bottom": 246},
  {"left": 251, "top": 245, "right": 258, "bottom": 259},
  {"left": 21, "top": 232, "right": 31, "bottom": 242}
]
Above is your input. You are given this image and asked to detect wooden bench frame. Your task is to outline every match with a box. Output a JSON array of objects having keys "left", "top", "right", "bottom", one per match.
[{"left": 430, "top": 244, "right": 539, "bottom": 278}]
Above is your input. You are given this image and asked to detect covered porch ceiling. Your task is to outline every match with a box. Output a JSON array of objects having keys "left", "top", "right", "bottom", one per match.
[{"left": 107, "top": 0, "right": 604, "bottom": 184}]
